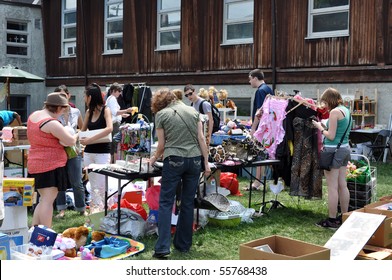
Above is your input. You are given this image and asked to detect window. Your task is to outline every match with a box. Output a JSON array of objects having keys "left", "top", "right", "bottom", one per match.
[
  {"left": 6, "top": 20, "right": 30, "bottom": 57},
  {"left": 10, "top": 95, "right": 30, "bottom": 123},
  {"left": 104, "top": 0, "right": 123, "bottom": 54},
  {"left": 307, "top": 0, "right": 350, "bottom": 39},
  {"left": 61, "top": 0, "right": 77, "bottom": 57},
  {"left": 157, "top": 0, "right": 181, "bottom": 50},
  {"left": 222, "top": 0, "right": 254, "bottom": 45}
]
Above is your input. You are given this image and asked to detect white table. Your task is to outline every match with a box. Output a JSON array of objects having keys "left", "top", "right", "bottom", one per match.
[
  {"left": 4, "top": 145, "right": 30, "bottom": 177},
  {"left": 218, "top": 107, "right": 237, "bottom": 121}
]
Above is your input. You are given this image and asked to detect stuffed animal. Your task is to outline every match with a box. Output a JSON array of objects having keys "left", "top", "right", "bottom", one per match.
[
  {"left": 91, "top": 231, "right": 106, "bottom": 242},
  {"left": 226, "top": 99, "right": 236, "bottom": 110},
  {"left": 54, "top": 236, "right": 77, "bottom": 258},
  {"left": 62, "top": 226, "right": 90, "bottom": 250}
]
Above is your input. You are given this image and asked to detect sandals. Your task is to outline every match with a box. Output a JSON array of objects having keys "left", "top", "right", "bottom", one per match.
[
  {"left": 55, "top": 210, "right": 66, "bottom": 219},
  {"left": 242, "top": 185, "right": 261, "bottom": 191}
]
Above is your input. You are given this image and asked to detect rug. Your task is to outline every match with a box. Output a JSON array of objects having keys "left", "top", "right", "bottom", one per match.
[{"left": 57, "top": 234, "right": 145, "bottom": 260}]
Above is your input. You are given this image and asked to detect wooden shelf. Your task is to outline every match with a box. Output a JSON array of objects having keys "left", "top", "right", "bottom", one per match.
[{"left": 351, "top": 89, "right": 378, "bottom": 129}]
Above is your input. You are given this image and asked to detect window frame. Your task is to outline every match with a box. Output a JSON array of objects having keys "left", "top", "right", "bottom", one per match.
[
  {"left": 6, "top": 19, "right": 30, "bottom": 58},
  {"left": 156, "top": 0, "right": 181, "bottom": 51},
  {"left": 61, "top": 0, "right": 77, "bottom": 58},
  {"left": 222, "top": 0, "right": 254, "bottom": 46},
  {"left": 104, "top": 0, "right": 124, "bottom": 54},
  {"left": 307, "top": 0, "right": 350, "bottom": 39}
]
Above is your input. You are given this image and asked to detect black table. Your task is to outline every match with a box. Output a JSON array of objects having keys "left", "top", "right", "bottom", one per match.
[
  {"left": 91, "top": 159, "right": 280, "bottom": 234},
  {"left": 90, "top": 167, "right": 162, "bottom": 235}
]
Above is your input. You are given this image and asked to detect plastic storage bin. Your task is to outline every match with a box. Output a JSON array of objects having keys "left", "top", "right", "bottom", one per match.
[{"left": 11, "top": 244, "right": 53, "bottom": 260}]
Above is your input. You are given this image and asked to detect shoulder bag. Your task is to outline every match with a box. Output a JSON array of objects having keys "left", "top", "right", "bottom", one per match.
[{"left": 318, "top": 115, "right": 351, "bottom": 171}]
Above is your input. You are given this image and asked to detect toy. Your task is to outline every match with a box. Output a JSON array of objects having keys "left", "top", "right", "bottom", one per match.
[
  {"left": 91, "top": 231, "right": 106, "bottom": 242},
  {"left": 80, "top": 246, "right": 94, "bottom": 260},
  {"left": 54, "top": 236, "right": 77, "bottom": 258},
  {"left": 62, "top": 226, "right": 90, "bottom": 249}
]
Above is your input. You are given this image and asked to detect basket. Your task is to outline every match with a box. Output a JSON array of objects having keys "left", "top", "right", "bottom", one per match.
[
  {"left": 208, "top": 200, "right": 245, "bottom": 227},
  {"left": 347, "top": 154, "right": 377, "bottom": 211}
]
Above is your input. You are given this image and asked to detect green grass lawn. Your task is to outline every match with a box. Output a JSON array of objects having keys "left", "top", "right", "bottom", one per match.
[{"left": 35, "top": 162, "right": 392, "bottom": 260}]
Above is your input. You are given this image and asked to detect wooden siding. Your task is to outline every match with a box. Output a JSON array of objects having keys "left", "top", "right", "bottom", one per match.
[{"left": 42, "top": 0, "right": 392, "bottom": 87}]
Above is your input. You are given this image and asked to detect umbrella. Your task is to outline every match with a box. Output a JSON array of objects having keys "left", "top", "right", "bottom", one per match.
[{"left": 0, "top": 64, "right": 44, "bottom": 110}]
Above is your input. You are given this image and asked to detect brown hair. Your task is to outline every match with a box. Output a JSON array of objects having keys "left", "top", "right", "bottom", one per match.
[
  {"left": 172, "top": 88, "right": 183, "bottom": 100},
  {"left": 320, "top": 87, "right": 343, "bottom": 110},
  {"left": 151, "top": 88, "right": 177, "bottom": 113},
  {"left": 249, "top": 69, "right": 265, "bottom": 80}
]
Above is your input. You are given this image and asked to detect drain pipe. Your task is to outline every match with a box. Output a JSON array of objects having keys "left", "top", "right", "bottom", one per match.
[{"left": 271, "top": 0, "right": 277, "bottom": 91}]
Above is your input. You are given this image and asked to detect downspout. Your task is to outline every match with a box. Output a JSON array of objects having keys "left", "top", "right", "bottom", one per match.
[
  {"left": 271, "top": 0, "right": 277, "bottom": 91},
  {"left": 80, "top": 0, "right": 88, "bottom": 86}
]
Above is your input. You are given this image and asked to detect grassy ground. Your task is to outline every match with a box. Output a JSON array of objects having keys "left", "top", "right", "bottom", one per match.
[{"left": 33, "top": 161, "right": 391, "bottom": 260}]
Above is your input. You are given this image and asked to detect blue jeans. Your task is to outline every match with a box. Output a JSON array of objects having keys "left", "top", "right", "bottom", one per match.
[
  {"left": 154, "top": 155, "right": 201, "bottom": 254},
  {"left": 56, "top": 154, "right": 86, "bottom": 212}
]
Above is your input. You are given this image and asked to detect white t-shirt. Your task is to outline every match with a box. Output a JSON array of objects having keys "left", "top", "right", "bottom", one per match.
[{"left": 106, "top": 95, "right": 121, "bottom": 124}]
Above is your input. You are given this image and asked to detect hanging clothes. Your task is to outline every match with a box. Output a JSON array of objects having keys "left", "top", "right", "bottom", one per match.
[
  {"left": 254, "top": 97, "right": 288, "bottom": 159},
  {"left": 137, "top": 86, "right": 152, "bottom": 122},
  {"left": 289, "top": 117, "right": 323, "bottom": 199}
]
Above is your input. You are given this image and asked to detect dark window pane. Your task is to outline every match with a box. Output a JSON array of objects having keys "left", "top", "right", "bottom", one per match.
[
  {"left": 64, "top": 12, "right": 76, "bottom": 25},
  {"left": 64, "top": 27, "right": 76, "bottom": 39},
  {"left": 7, "top": 33, "right": 27, "bottom": 43},
  {"left": 160, "top": 31, "right": 180, "bottom": 46},
  {"left": 230, "top": 98, "right": 251, "bottom": 116},
  {"left": 107, "top": 20, "right": 123, "bottom": 34},
  {"left": 314, "top": 0, "right": 349, "bottom": 9},
  {"left": 7, "top": 46, "right": 28, "bottom": 56},
  {"left": 227, "top": 23, "right": 253, "bottom": 40},
  {"left": 313, "top": 12, "right": 348, "bottom": 32},
  {"left": 108, "top": 37, "right": 123, "bottom": 50},
  {"left": 7, "top": 21, "right": 27, "bottom": 31}
]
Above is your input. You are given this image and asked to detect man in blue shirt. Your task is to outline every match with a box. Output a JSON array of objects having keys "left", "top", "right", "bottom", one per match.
[
  {"left": 248, "top": 69, "right": 273, "bottom": 190},
  {"left": 0, "top": 110, "right": 22, "bottom": 130}
]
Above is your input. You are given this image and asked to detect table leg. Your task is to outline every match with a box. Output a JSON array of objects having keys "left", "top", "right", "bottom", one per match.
[{"left": 117, "top": 178, "right": 121, "bottom": 235}]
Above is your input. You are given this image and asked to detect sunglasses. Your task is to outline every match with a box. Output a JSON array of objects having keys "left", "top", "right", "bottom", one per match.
[{"left": 185, "top": 91, "right": 193, "bottom": 97}]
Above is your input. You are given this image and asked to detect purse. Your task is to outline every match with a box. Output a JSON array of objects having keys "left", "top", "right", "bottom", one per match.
[
  {"left": 221, "top": 138, "right": 254, "bottom": 162},
  {"left": 79, "top": 128, "right": 112, "bottom": 144},
  {"left": 318, "top": 115, "right": 351, "bottom": 171}
]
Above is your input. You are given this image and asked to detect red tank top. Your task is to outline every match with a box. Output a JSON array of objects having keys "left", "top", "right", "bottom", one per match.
[{"left": 27, "top": 117, "right": 67, "bottom": 174}]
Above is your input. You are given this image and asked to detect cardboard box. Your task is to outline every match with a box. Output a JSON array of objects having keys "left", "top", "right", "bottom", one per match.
[
  {"left": 4, "top": 168, "right": 28, "bottom": 178},
  {"left": 2, "top": 126, "right": 30, "bottom": 146},
  {"left": 0, "top": 227, "right": 29, "bottom": 246},
  {"left": 0, "top": 206, "right": 28, "bottom": 231},
  {"left": 239, "top": 235, "right": 330, "bottom": 260},
  {"left": 0, "top": 233, "right": 11, "bottom": 260},
  {"left": 356, "top": 245, "right": 392, "bottom": 260},
  {"left": 3, "top": 178, "right": 34, "bottom": 206},
  {"left": 4, "top": 150, "right": 28, "bottom": 166},
  {"left": 364, "top": 201, "right": 392, "bottom": 217},
  {"left": 29, "top": 226, "right": 57, "bottom": 247},
  {"left": 343, "top": 208, "right": 392, "bottom": 247}
]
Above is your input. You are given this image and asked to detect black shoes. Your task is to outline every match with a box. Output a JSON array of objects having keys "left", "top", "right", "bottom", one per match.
[{"left": 152, "top": 252, "right": 170, "bottom": 259}]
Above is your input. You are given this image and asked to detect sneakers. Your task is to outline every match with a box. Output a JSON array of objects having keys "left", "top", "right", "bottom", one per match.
[{"left": 316, "top": 218, "right": 340, "bottom": 230}]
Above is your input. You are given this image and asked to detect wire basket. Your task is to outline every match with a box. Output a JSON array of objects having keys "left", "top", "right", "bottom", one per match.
[{"left": 208, "top": 200, "right": 245, "bottom": 227}]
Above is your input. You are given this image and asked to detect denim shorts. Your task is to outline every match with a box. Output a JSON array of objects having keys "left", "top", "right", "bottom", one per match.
[{"left": 324, "top": 146, "right": 351, "bottom": 169}]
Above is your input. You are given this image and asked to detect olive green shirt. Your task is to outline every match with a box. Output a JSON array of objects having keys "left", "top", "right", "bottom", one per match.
[{"left": 155, "top": 101, "right": 201, "bottom": 160}]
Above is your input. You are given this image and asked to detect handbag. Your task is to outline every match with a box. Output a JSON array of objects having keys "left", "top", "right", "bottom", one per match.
[
  {"left": 221, "top": 138, "right": 254, "bottom": 162},
  {"left": 318, "top": 115, "right": 351, "bottom": 171},
  {"left": 79, "top": 128, "right": 112, "bottom": 144}
]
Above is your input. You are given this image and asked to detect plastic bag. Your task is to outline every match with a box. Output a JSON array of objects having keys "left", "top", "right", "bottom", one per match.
[
  {"left": 220, "top": 172, "right": 241, "bottom": 196},
  {"left": 145, "top": 185, "right": 160, "bottom": 210},
  {"left": 100, "top": 208, "right": 146, "bottom": 239},
  {"left": 110, "top": 199, "right": 147, "bottom": 220}
]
